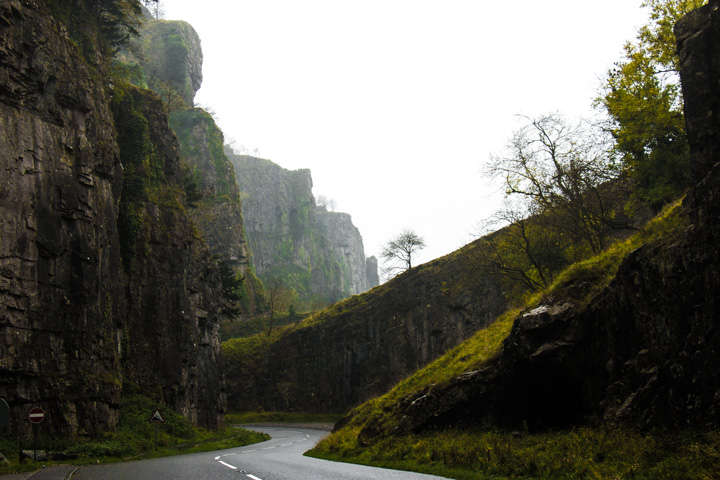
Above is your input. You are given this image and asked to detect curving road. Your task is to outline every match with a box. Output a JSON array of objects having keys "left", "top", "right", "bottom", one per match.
[{"left": 70, "top": 426, "right": 449, "bottom": 480}]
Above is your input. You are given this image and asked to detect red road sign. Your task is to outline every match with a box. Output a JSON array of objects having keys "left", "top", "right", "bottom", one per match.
[{"left": 28, "top": 407, "right": 44, "bottom": 424}]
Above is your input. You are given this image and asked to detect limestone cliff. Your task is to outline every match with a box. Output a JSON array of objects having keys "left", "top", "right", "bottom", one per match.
[
  {"left": 316, "top": 206, "right": 376, "bottom": 295},
  {"left": 0, "top": 0, "right": 125, "bottom": 437},
  {"left": 169, "top": 108, "right": 259, "bottom": 312},
  {"left": 139, "top": 19, "right": 202, "bottom": 107},
  {"left": 0, "top": 1, "right": 225, "bottom": 437},
  {"left": 228, "top": 153, "right": 377, "bottom": 304},
  {"left": 134, "top": 18, "right": 260, "bottom": 313},
  {"left": 113, "top": 85, "right": 226, "bottom": 430}
]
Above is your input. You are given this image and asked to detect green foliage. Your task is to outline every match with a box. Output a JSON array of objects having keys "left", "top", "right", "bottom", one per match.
[
  {"left": 169, "top": 108, "right": 240, "bottom": 200},
  {"left": 88, "top": 0, "right": 143, "bottom": 52},
  {"left": 221, "top": 311, "right": 307, "bottom": 341},
  {"left": 534, "top": 198, "right": 685, "bottom": 306},
  {"left": 316, "top": 201, "right": 688, "bottom": 474},
  {"left": 0, "top": 395, "right": 269, "bottom": 474},
  {"left": 217, "top": 259, "right": 248, "bottom": 319},
  {"left": 140, "top": 20, "right": 199, "bottom": 109},
  {"left": 597, "top": 0, "right": 706, "bottom": 210},
  {"left": 310, "top": 426, "right": 720, "bottom": 480},
  {"left": 77, "top": 390, "right": 268, "bottom": 458},
  {"left": 111, "top": 60, "right": 148, "bottom": 89},
  {"left": 225, "top": 411, "right": 343, "bottom": 425},
  {"left": 111, "top": 82, "right": 166, "bottom": 266}
]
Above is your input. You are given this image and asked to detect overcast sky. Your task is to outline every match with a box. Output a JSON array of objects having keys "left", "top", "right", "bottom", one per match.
[{"left": 161, "top": 1, "right": 647, "bottom": 271}]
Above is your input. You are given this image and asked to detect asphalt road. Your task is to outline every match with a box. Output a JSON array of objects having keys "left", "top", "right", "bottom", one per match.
[{"left": 70, "top": 426, "right": 449, "bottom": 480}]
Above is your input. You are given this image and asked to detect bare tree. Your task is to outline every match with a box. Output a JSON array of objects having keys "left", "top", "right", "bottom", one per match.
[
  {"left": 486, "top": 113, "right": 625, "bottom": 254},
  {"left": 316, "top": 195, "right": 337, "bottom": 212},
  {"left": 472, "top": 200, "right": 570, "bottom": 295},
  {"left": 147, "top": 74, "right": 186, "bottom": 112},
  {"left": 381, "top": 229, "right": 426, "bottom": 279},
  {"left": 141, "top": 0, "right": 165, "bottom": 19}
]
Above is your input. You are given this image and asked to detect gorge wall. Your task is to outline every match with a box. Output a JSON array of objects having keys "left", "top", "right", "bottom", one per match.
[
  {"left": 373, "top": 0, "right": 720, "bottom": 435},
  {"left": 225, "top": 239, "right": 508, "bottom": 413},
  {"left": 0, "top": 1, "right": 225, "bottom": 437},
  {"left": 229, "top": 153, "right": 377, "bottom": 304}
]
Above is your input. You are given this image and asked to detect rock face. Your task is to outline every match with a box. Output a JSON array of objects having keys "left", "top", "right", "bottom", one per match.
[
  {"left": 225, "top": 241, "right": 508, "bottom": 413},
  {"left": 141, "top": 20, "right": 203, "bottom": 106},
  {"left": 316, "top": 207, "right": 376, "bottom": 295},
  {"left": 377, "top": 0, "right": 720, "bottom": 435},
  {"left": 168, "top": 107, "right": 257, "bottom": 311},
  {"left": 0, "top": 0, "right": 125, "bottom": 437},
  {"left": 126, "top": 18, "right": 260, "bottom": 313},
  {"left": 0, "top": 2, "right": 225, "bottom": 437},
  {"left": 114, "top": 86, "right": 226, "bottom": 430},
  {"left": 229, "top": 153, "right": 377, "bottom": 302}
]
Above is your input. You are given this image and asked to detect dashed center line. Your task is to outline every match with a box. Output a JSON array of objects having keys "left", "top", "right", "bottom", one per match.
[
  {"left": 215, "top": 433, "right": 312, "bottom": 479},
  {"left": 218, "top": 460, "right": 237, "bottom": 470}
]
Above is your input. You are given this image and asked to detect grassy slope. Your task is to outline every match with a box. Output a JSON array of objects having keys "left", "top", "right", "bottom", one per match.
[{"left": 306, "top": 200, "right": 719, "bottom": 479}]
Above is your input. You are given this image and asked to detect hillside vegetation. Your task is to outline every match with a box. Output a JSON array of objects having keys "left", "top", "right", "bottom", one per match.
[
  {"left": 308, "top": 201, "right": 710, "bottom": 479},
  {"left": 304, "top": 2, "right": 720, "bottom": 477}
]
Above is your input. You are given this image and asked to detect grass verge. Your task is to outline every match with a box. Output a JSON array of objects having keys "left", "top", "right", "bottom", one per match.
[
  {"left": 226, "top": 411, "right": 343, "bottom": 425},
  {"left": 308, "top": 426, "right": 720, "bottom": 479},
  {"left": 0, "top": 395, "right": 269, "bottom": 475}
]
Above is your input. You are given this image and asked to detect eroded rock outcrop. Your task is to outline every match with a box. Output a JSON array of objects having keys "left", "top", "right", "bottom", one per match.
[
  {"left": 127, "top": 17, "right": 260, "bottom": 313},
  {"left": 141, "top": 20, "right": 203, "bottom": 107}
]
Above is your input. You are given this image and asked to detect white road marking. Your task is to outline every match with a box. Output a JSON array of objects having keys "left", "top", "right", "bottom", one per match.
[
  {"left": 216, "top": 431, "right": 310, "bottom": 477},
  {"left": 218, "top": 461, "right": 237, "bottom": 470}
]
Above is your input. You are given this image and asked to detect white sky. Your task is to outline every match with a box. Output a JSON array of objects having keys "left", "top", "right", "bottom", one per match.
[{"left": 161, "top": 1, "right": 647, "bottom": 269}]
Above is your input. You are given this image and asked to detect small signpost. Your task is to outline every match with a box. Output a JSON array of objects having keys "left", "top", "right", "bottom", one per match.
[
  {"left": 148, "top": 409, "right": 164, "bottom": 451},
  {"left": 28, "top": 407, "right": 44, "bottom": 461},
  {"left": 28, "top": 407, "right": 44, "bottom": 424}
]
